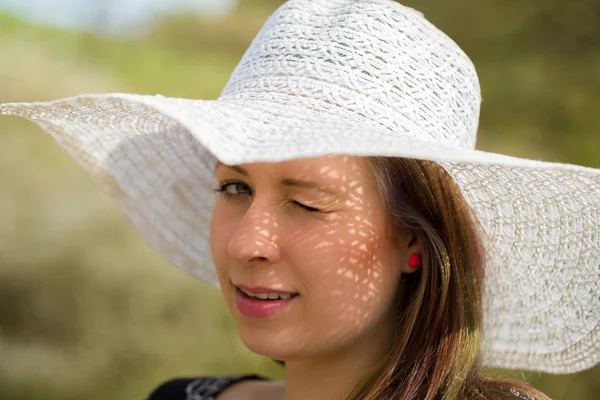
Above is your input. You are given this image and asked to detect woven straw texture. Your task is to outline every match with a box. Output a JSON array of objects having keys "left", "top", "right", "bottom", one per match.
[{"left": 1, "top": 0, "right": 599, "bottom": 374}]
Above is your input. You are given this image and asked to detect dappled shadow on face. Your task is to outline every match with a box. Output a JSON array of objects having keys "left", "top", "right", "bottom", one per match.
[
  {"left": 285, "top": 157, "right": 400, "bottom": 352},
  {"left": 214, "top": 155, "right": 403, "bottom": 360}
]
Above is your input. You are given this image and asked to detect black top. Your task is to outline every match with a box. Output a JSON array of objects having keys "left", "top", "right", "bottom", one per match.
[
  {"left": 146, "top": 376, "right": 539, "bottom": 399},
  {"left": 145, "top": 375, "right": 266, "bottom": 400}
]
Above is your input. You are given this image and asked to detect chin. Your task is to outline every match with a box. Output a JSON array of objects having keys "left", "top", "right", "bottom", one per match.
[
  {"left": 239, "top": 328, "right": 290, "bottom": 358},
  {"left": 243, "top": 340, "right": 289, "bottom": 360},
  {"left": 237, "top": 324, "right": 309, "bottom": 361}
]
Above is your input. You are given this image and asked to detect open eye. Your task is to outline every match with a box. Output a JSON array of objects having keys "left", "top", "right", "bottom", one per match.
[{"left": 214, "top": 181, "right": 252, "bottom": 198}]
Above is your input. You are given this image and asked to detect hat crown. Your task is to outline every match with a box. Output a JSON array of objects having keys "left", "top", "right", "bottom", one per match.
[{"left": 219, "top": 0, "right": 482, "bottom": 150}]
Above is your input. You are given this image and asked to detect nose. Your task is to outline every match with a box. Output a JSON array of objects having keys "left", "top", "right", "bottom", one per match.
[{"left": 227, "top": 202, "right": 281, "bottom": 265}]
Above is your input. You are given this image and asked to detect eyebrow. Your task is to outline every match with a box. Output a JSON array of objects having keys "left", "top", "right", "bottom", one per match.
[
  {"left": 218, "top": 163, "right": 249, "bottom": 177},
  {"left": 280, "top": 178, "right": 337, "bottom": 195},
  {"left": 215, "top": 162, "right": 337, "bottom": 195}
]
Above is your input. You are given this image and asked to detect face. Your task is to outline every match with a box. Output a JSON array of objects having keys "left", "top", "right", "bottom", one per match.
[{"left": 210, "top": 155, "right": 415, "bottom": 361}]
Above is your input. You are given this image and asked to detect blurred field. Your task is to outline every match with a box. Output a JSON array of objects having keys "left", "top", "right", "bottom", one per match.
[{"left": 0, "top": 1, "right": 599, "bottom": 399}]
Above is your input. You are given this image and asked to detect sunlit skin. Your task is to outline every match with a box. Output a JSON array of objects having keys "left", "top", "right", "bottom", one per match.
[{"left": 210, "top": 155, "right": 421, "bottom": 400}]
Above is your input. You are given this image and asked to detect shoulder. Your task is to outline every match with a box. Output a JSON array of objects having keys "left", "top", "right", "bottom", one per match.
[{"left": 145, "top": 375, "right": 267, "bottom": 400}]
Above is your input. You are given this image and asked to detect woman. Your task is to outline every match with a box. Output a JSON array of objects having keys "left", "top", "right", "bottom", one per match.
[{"left": 1, "top": 1, "right": 598, "bottom": 399}]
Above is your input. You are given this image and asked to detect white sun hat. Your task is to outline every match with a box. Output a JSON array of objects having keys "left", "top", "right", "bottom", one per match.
[{"left": 1, "top": 0, "right": 598, "bottom": 374}]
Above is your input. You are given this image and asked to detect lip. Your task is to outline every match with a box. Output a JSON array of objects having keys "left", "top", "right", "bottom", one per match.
[
  {"left": 234, "top": 287, "right": 298, "bottom": 318},
  {"left": 235, "top": 283, "right": 297, "bottom": 295}
]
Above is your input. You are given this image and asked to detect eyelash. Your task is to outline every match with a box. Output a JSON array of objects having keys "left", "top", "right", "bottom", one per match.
[{"left": 213, "top": 181, "right": 323, "bottom": 213}]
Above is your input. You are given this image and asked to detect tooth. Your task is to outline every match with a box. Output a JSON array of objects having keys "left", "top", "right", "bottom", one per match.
[
  {"left": 256, "top": 293, "right": 269, "bottom": 300},
  {"left": 243, "top": 290, "right": 257, "bottom": 298},
  {"left": 268, "top": 293, "right": 280, "bottom": 300},
  {"left": 279, "top": 293, "right": 291, "bottom": 299}
]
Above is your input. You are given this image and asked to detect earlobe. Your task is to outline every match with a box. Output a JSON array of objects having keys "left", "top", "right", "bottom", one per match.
[
  {"left": 402, "top": 235, "right": 423, "bottom": 273},
  {"left": 408, "top": 253, "right": 421, "bottom": 269}
]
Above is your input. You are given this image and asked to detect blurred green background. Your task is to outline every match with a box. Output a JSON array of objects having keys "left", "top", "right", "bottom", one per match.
[{"left": 0, "top": 1, "right": 598, "bottom": 399}]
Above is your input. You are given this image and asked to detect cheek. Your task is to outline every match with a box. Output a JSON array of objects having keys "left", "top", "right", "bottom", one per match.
[{"left": 291, "top": 217, "right": 401, "bottom": 340}]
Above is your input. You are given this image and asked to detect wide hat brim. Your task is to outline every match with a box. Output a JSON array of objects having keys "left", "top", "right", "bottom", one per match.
[{"left": 1, "top": 92, "right": 599, "bottom": 374}]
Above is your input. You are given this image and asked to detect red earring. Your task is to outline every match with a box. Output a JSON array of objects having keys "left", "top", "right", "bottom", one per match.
[{"left": 408, "top": 254, "right": 421, "bottom": 269}]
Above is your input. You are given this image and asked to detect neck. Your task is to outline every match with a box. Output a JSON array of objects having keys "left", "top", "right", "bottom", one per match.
[{"left": 282, "top": 320, "right": 394, "bottom": 400}]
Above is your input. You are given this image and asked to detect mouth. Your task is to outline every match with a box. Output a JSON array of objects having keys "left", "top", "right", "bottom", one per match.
[
  {"left": 237, "top": 287, "right": 300, "bottom": 301},
  {"left": 233, "top": 286, "right": 300, "bottom": 318}
]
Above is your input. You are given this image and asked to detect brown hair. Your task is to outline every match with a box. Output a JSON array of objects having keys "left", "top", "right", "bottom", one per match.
[{"left": 342, "top": 157, "right": 552, "bottom": 400}]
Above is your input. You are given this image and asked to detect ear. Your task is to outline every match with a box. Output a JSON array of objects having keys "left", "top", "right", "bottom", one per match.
[{"left": 399, "top": 235, "right": 423, "bottom": 274}]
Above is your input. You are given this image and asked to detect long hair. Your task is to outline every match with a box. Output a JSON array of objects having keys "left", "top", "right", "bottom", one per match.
[{"left": 342, "top": 157, "right": 552, "bottom": 400}]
